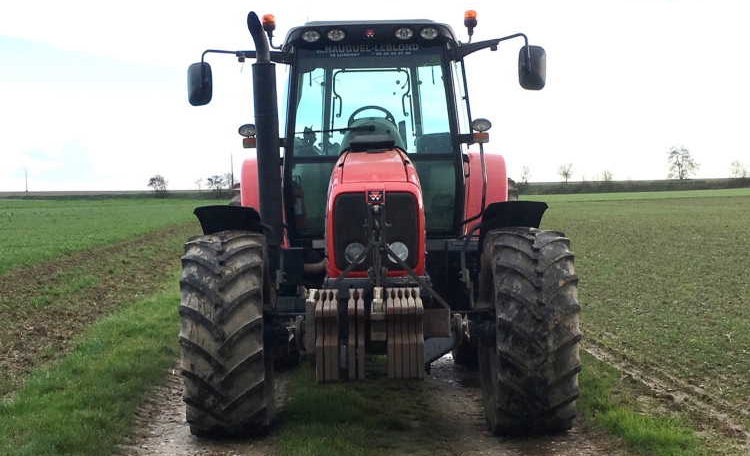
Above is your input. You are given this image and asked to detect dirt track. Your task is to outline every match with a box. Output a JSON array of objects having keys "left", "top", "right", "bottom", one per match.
[
  {"left": 116, "top": 367, "right": 273, "bottom": 456},
  {"left": 119, "top": 355, "right": 623, "bottom": 456}
]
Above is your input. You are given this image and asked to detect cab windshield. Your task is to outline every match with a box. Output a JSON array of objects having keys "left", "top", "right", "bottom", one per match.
[{"left": 291, "top": 47, "right": 454, "bottom": 156}]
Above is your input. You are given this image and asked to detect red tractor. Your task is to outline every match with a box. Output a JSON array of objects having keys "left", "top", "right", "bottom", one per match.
[{"left": 182, "top": 10, "right": 580, "bottom": 437}]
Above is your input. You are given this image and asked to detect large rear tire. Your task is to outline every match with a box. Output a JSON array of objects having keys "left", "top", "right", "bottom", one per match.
[
  {"left": 478, "top": 227, "right": 581, "bottom": 435},
  {"left": 179, "top": 230, "right": 273, "bottom": 436}
]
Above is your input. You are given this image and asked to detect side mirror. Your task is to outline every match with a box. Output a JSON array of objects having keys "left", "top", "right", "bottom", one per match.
[
  {"left": 518, "top": 45, "right": 546, "bottom": 90},
  {"left": 188, "top": 62, "right": 213, "bottom": 106}
]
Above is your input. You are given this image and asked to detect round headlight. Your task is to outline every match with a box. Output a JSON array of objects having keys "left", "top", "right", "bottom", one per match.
[
  {"left": 238, "top": 123, "right": 256, "bottom": 137},
  {"left": 344, "top": 242, "right": 366, "bottom": 264},
  {"left": 301, "top": 30, "right": 321, "bottom": 43},
  {"left": 394, "top": 27, "right": 414, "bottom": 40},
  {"left": 471, "top": 118, "right": 492, "bottom": 132},
  {"left": 419, "top": 27, "right": 438, "bottom": 40},
  {"left": 327, "top": 29, "right": 346, "bottom": 42},
  {"left": 388, "top": 241, "right": 409, "bottom": 263}
]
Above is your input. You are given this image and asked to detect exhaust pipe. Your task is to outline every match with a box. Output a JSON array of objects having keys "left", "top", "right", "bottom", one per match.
[{"left": 247, "top": 11, "right": 283, "bottom": 273}]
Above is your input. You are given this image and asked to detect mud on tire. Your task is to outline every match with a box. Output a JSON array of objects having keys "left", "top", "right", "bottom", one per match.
[
  {"left": 179, "top": 230, "right": 273, "bottom": 436},
  {"left": 478, "top": 227, "right": 581, "bottom": 435}
]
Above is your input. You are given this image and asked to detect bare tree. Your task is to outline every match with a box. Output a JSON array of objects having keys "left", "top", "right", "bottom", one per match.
[
  {"left": 206, "top": 175, "right": 225, "bottom": 197},
  {"left": 516, "top": 165, "right": 531, "bottom": 194},
  {"left": 558, "top": 163, "right": 573, "bottom": 184},
  {"left": 223, "top": 173, "right": 235, "bottom": 189},
  {"left": 667, "top": 146, "right": 699, "bottom": 180},
  {"left": 730, "top": 160, "right": 747, "bottom": 178},
  {"left": 601, "top": 170, "right": 614, "bottom": 182},
  {"left": 147, "top": 174, "right": 168, "bottom": 197},
  {"left": 521, "top": 166, "right": 531, "bottom": 186},
  {"left": 194, "top": 178, "right": 204, "bottom": 191}
]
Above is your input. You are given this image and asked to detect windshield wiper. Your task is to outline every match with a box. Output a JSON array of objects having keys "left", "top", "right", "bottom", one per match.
[{"left": 294, "top": 125, "right": 375, "bottom": 135}]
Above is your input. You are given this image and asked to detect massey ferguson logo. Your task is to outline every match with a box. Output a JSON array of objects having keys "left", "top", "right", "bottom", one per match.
[{"left": 366, "top": 190, "right": 384, "bottom": 205}]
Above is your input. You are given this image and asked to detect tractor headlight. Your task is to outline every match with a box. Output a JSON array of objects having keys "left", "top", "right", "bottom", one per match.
[
  {"left": 394, "top": 27, "right": 414, "bottom": 40},
  {"left": 344, "top": 242, "right": 366, "bottom": 264},
  {"left": 388, "top": 241, "right": 409, "bottom": 263},
  {"left": 419, "top": 27, "right": 438, "bottom": 40},
  {"left": 301, "top": 30, "right": 321, "bottom": 43},
  {"left": 471, "top": 118, "right": 492, "bottom": 132},
  {"left": 327, "top": 29, "right": 346, "bottom": 42}
]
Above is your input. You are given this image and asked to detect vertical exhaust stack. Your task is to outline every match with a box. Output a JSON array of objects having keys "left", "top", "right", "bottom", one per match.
[{"left": 248, "top": 11, "right": 282, "bottom": 272}]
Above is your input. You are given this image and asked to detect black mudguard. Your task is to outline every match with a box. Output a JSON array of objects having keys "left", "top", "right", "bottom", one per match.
[
  {"left": 194, "top": 205, "right": 264, "bottom": 235},
  {"left": 479, "top": 201, "right": 548, "bottom": 248}
]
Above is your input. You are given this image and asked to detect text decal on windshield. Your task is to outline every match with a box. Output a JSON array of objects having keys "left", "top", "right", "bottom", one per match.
[{"left": 315, "top": 43, "right": 421, "bottom": 58}]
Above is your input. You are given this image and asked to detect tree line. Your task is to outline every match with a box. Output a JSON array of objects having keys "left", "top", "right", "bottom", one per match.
[
  {"left": 147, "top": 173, "right": 236, "bottom": 198},
  {"left": 542, "top": 146, "right": 747, "bottom": 185}
]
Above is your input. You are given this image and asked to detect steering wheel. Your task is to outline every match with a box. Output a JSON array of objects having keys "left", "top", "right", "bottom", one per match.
[{"left": 347, "top": 105, "right": 396, "bottom": 126}]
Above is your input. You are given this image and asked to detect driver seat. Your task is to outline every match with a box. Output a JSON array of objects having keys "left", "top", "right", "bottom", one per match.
[{"left": 340, "top": 118, "right": 407, "bottom": 152}]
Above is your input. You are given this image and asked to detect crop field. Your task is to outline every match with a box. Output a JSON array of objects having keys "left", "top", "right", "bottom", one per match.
[
  {"left": 533, "top": 188, "right": 750, "bottom": 430},
  {"left": 0, "top": 191, "right": 748, "bottom": 456},
  {"left": 0, "top": 198, "right": 213, "bottom": 397},
  {"left": 0, "top": 198, "right": 215, "bottom": 274}
]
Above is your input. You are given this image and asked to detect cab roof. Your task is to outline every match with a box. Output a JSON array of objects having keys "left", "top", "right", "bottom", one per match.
[{"left": 282, "top": 19, "right": 458, "bottom": 50}]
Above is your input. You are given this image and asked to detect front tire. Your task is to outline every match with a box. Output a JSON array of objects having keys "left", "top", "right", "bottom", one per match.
[
  {"left": 179, "top": 231, "right": 273, "bottom": 436},
  {"left": 478, "top": 227, "right": 581, "bottom": 435}
]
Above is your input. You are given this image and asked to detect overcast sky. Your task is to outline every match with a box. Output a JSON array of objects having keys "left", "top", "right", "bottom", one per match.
[{"left": 1, "top": 0, "right": 748, "bottom": 191}]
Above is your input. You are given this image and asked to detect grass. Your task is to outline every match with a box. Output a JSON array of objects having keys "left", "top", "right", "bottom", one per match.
[
  {"left": 0, "top": 198, "right": 215, "bottom": 274},
  {"left": 29, "top": 269, "right": 99, "bottom": 308},
  {"left": 0, "top": 222, "right": 199, "bottom": 397},
  {"left": 522, "top": 177, "right": 750, "bottom": 195},
  {"left": 579, "top": 353, "right": 704, "bottom": 456},
  {"left": 534, "top": 189, "right": 750, "bottom": 421},
  {"left": 0, "top": 286, "right": 179, "bottom": 456},
  {"left": 526, "top": 187, "right": 750, "bottom": 202},
  {"left": 276, "top": 362, "right": 436, "bottom": 456}
]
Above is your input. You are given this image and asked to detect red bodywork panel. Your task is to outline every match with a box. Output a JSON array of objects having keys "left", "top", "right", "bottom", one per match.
[
  {"left": 463, "top": 150, "right": 508, "bottom": 235},
  {"left": 326, "top": 149, "right": 426, "bottom": 278},
  {"left": 240, "top": 154, "right": 289, "bottom": 247},
  {"left": 240, "top": 154, "right": 260, "bottom": 210},
  {"left": 341, "top": 151, "right": 408, "bottom": 183},
  {"left": 241, "top": 146, "right": 508, "bottom": 270}
]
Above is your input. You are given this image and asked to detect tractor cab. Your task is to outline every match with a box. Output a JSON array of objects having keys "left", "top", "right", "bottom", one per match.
[{"left": 282, "top": 20, "right": 466, "bottom": 240}]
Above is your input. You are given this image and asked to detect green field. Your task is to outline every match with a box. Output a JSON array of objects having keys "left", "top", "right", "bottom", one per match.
[
  {"left": 1, "top": 191, "right": 747, "bottom": 455},
  {"left": 534, "top": 189, "right": 750, "bottom": 417},
  {"left": 0, "top": 198, "right": 214, "bottom": 274},
  {"left": 529, "top": 187, "right": 750, "bottom": 202}
]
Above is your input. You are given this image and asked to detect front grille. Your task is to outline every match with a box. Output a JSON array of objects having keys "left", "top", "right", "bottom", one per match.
[{"left": 333, "top": 192, "right": 419, "bottom": 271}]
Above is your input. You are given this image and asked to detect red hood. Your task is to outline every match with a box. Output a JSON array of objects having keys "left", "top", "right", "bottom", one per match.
[{"left": 341, "top": 150, "right": 407, "bottom": 183}]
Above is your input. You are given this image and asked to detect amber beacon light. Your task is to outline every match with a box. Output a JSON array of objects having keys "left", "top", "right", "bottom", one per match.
[
  {"left": 464, "top": 10, "right": 477, "bottom": 40},
  {"left": 262, "top": 14, "right": 276, "bottom": 33}
]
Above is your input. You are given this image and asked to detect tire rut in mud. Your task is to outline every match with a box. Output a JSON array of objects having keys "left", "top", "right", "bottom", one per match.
[
  {"left": 118, "top": 367, "right": 284, "bottom": 456},
  {"left": 122, "top": 355, "right": 623, "bottom": 456},
  {"left": 584, "top": 339, "right": 750, "bottom": 447},
  {"left": 425, "top": 355, "right": 625, "bottom": 456}
]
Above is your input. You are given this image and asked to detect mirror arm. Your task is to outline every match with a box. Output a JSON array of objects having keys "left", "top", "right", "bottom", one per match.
[
  {"left": 453, "top": 32, "right": 530, "bottom": 61},
  {"left": 201, "top": 49, "right": 239, "bottom": 64},
  {"left": 199, "top": 49, "right": 289, "bottom": 64}
]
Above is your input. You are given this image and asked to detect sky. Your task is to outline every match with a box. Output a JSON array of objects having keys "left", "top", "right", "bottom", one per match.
[{"left": 1, "top": 0, "right": 749, "bottom": 191}]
